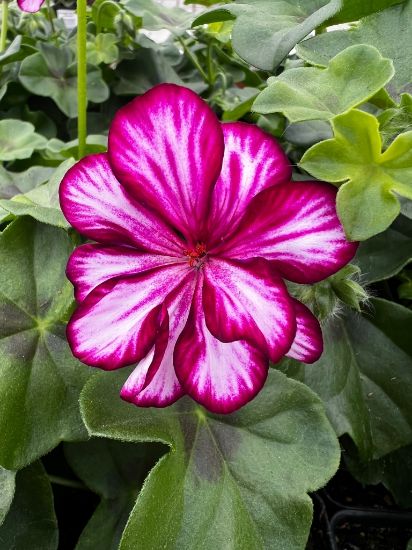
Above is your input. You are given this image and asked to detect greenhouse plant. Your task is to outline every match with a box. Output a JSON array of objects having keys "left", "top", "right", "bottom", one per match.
[{"left": 0, "top": 0, "right": 412, "bottom": 548}]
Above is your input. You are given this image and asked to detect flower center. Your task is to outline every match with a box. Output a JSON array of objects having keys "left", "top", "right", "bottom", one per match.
[{"left": 184, "top": 242, "right": 207, "bottom": 268}]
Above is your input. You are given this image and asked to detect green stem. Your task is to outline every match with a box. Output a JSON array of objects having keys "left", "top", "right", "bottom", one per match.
[
  {"left": 95, "top": 0, "right": 118, "bottom": 34},
  {"left": 48, "top": 475, "right": 88, "bottom": 491},
  {"left": 77, "top": 0, "right": 87, "bottom": 159},
  {"left": 45, "top": 0, "right": 56, "bottom": 35},
  {"left": 178, "top": 36, "right": 208, "bottom": 83},
  {"left": 0, "top": 0, "right": 8, "bottom": 53},
  {"left": 206, "top": 41, "right": 215, "bottom": 87}
]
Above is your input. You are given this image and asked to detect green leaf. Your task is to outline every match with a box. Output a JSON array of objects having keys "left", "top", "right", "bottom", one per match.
[
  {"left": 44, "top": 136, "right": 107, "bottom": 160},
  {"left": 378, "top": 92, "right": 412, "bottom": 146},
  {"left": 355, "top": 215, "right": 412, "bottom": 283},
  {"left": 0, "top": 165, "right": 54, "bottom": 200},
  {"left": 114, "top": 48, "right": 184, "bottom": 96},
  {"left": 185, "top": 0, "right": 222, "bottom": 5},
  {"left": 0, "top": 217, "right": 90, "bottom": 470},
  {"left": 300, "top": 109, "right": 412, "bottom": 240},
  {"left": 253, "top": 45, "right": 394, "bottom": 122},
  {"left": 192, "top": 0, "right": 342, "bottom": 71},
  {"left": 0, "top": 468, "right": 15, "bottom": 526},
  {"left": 81, "top": 369, "right": 340, "bottom": 550},
  {"left": 346, "top": 443, "right": 412, "bottom": 507},
  {"left": 296, "top": 0, "right": 412, "bottom": 99},
  {"left": 0, "top": 120, "right": 47, "bottom": 161},
  {"left": 65, "top": 439, "right": 164, "bottom": 550},
  {"left": 284, "top": 120, "right": 332, "bottom": 147},
  {"left": 0, "top": 165, "right": 53, "bottom": 224},
  {"left": 0, "top": 160, "right": 75, "bottom": 228},
  {"left": 217, "top": 86, "right": 258, "bottom": 121},
  {"left": 122, "top": 0, "right": 193, "bottom": 34},
  {"left": 0, "top": 35, "right": 36, "bottom": 67},
  {"left": 282, "top": 299, "right": 412, "bottom": 460},
  {"left": 0, "top": 462, "right": 58, "bottom": 549},
  {"left": 326, "top": 0, "right": 406, "bottom": 24},
  {"left": 19, "top": 45, "right": 109, "bottom": 118},
  {"left": 87, "top": 33, "right": 119, "bottom": 65}
]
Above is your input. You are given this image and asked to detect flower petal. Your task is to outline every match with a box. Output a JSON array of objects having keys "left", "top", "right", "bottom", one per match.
[
  {"left": 67, "top": 244, "right": 183, "bottom": 302},
  {"left": 18, "top": 0, "right": 44, "bottom": 12},
  {"left": 108, "top": 84, "right": 224, "bottom": 241},
  {"left": 67, "top": 263, "right": 192, "bottom": 370},
  {"left": 286, "top": 299, "right": 323, "bottom": 363},
  {"left": 208, "top": 122, "right": 291, "bottom": 243},
  {"left": 121, "top": 278, "right": 195, "bottom": 407},
  {"left": 174, "top": 276, "right": 268, "bottom": 414},
  {"left": 219, "top": 181, "right": 358, "bottom": 284},
  {"left": 203, "top": 258, "right": 295, "bottom": 363},
  {"left": 60, "top": 153, "right": 183, "bottom": 255}
]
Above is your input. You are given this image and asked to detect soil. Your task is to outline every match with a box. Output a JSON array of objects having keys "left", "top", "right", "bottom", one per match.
[{"left": 309, "top": 468, "right": 412, "bottom": 550}]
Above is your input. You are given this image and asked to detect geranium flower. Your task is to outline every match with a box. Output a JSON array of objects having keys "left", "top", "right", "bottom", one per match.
[
  {"left": 17, "top": 0, "right": 44, "bottom": 12},
  {"left": 60, "top": 83, "right": 357, "bottom": 414}
]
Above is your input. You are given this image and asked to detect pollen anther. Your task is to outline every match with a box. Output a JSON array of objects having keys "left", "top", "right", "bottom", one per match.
[{"left": 184, "top": 243, "right": 207, "bottom": 268}]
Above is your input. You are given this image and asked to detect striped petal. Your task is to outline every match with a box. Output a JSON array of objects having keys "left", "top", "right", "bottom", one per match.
[
  {"left": 174, "top": 276, "right": 268, "bottom": 414},
  {"left": 108, "top": 84, "right": 224, "bottom": 242},
  {"left": 219, "top": 181, "right": 358, "bottom": 284},
  {"left": 286, "top": 299, "right": 323, "bottom": 364},
  {"left": 203, "top": 258, "right": 295, "bottom": 363},
  {"left": 208, "top": 122, "right": 291, "bottom": 244},
  {"left": 18, "top": 0, "right": 44, "bottom": 11},
  {"left": 67, "top": 263, "right": 192, "bottom": 370},
  {"left": 60, "top": 153, "right": 183, "bottom": 255},
  {"left": 121, "top": 278, "right": 195, "bottom": 407},
  {"left": 67, "top": 244, "right": 183, "bottom": 302}
]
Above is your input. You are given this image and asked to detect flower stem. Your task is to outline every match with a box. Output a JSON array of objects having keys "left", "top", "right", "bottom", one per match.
[
  {"left": 77, "top": 0, "right": 87, "bottom": 159},
  {"left": 0, "top": 0, "right": 8, "bottom": 52},
  {"left": 206, "top": 41, "right": 215, "bottom": 87},
  {"left": 46, "top": 0, "right": 56, "bottom": 35},
  {"left": 95, "top": 0, "right": 118, "bottom": 34},
  {"left": 178, "top": 35, "right": 208, "bottom": 83},
  {"left": 48, "top": 475, "right": 88, "bottom": 491}
]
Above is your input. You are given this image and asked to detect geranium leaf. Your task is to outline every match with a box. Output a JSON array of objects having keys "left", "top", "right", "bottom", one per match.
[
  {"left": 19, "top": 46, "right": 109, "bottom": 118},
  {"left": 0, "top": 217, "right": 90, "bottom": 470},
  {"left": 0, "top": 166, "right": 54, "bottom": 199},
  {"left": 326, "top": 0, "right": 406, "bottom": 24},
  {"left": 378, "top": 93, "right": 412, "bottom": 146},
  {"left": 0, "top": 462, "right": 58, "bottom": 549},
  {"left": 296, "top": 0, "right": 412, "bottom": 99},
  {"left": 122, "top": 0, "right": 193, "bottom": 34},
  {"left": 0, "top": 120, "right": 47, "bottom": 161},
  {"left": 346, "top": 442, "right": 412, "bottom": 508},
  {"left": 64, "top": 439, "right": 164, "bottom": 549},
  {"left": 253, "top": 45, "right": 394, "bottom": 122},
  {"left": 0, "top": 468, "right": 15, "bottom": 526},
  {"left": 355, "top": 215, "right": 412, "bottom": 283},
  {"left": 87, "top": 33, "right": 119, "bottom": 65},
  {"left": 0, "top": 160, "right": 75, "bottom": 228},
  {"left": 192, "top": 0, "right": 342, "bottom": 71},
  {"left": 300, "top": 109, "right": 412, "bottom": 240},
  {"left": 283, "top": 299, "right": 412, "bottom": 461},
  {"left": 44, "top": 136, "right": 107, "bottom": 160},
  {"left": 0, "top": 35, "right": 36, "bottom": 67},
  {"left": 0, "top": 165, "right": 54, "bottom": 224},
  {"left": 113, "top": 48, "right": 184, "bottom": 96},
  {"left": 81, "top": 369, "right": 340, "bottom": 550}
]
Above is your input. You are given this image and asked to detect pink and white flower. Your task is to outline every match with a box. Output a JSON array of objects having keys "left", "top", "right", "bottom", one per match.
[
  {"left": 60, "top": 84, "right": 357, "bottom": 414},
  {"left": 17, "top": 0, "right": 45, "bottom": 13}
]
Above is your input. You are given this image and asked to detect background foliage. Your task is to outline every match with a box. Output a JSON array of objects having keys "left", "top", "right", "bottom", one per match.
[{"left": 0, "top": 0, "right": 411, "bottom": 548}]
